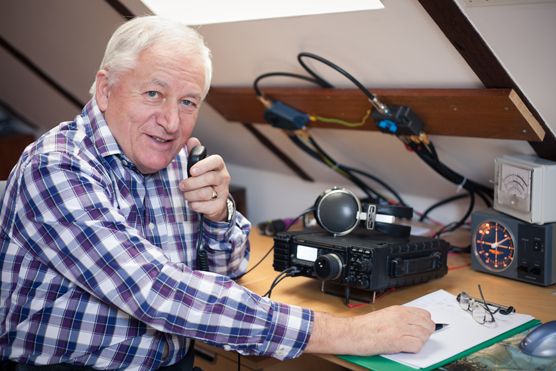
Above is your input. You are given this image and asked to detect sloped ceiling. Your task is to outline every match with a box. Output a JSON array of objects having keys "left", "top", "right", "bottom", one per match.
[
  {"left": 0, "top": 1, "right": 125, "bottom": 131},
  {"left": 1, "top": 0, "right": 554, "bottom": 221}
]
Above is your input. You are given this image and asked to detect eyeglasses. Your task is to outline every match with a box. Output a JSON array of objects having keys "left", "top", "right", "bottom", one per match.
[{"left": 457, "top": 285, "right": 515, "bottom": 325}]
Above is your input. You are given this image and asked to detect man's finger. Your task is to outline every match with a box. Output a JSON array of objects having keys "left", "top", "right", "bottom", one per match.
[{"left": 186, "top": 137, "right": 201, "bottom": 153}]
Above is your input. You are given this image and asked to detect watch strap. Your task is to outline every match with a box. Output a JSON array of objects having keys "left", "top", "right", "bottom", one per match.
[{"left": 226, "top": 195, "right": 236, "bottom": 222}]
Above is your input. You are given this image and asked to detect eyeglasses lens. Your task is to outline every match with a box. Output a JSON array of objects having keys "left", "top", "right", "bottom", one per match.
[
  {"left": 471, "top": 302, "right": 487, "bottom": 324},
  {"left": 458, "top": 292, "right": 471, "bottom": 310}
]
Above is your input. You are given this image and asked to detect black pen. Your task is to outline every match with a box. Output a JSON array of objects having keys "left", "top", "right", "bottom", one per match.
[{"left": 435, "top": 323, "right": 449, "bottom": 331}]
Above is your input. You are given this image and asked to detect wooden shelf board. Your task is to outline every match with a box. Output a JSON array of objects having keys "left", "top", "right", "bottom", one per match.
[{"left": 206, "top": 87, "right": 544, "bottom": 141}]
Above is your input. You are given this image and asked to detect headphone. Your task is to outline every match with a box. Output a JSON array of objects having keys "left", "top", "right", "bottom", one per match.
[{"left": 313, "top": 187, "right": 413, "bottom": 237}]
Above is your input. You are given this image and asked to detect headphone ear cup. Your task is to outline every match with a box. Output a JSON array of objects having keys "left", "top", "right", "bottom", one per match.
[{"left": 314, "top": 187, "right": 361, "bottom": 236}]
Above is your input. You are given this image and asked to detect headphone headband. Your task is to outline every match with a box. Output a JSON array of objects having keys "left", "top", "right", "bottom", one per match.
[{"left": 314, "top": 187, "right": 413, "bottom": 237}]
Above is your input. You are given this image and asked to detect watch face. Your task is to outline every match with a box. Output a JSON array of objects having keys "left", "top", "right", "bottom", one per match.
[{"left": 473, "top": 220, "right": 516, "bottom": 272}]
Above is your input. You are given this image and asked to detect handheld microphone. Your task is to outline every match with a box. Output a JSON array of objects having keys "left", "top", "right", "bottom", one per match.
[
  {"left": 187, "top": 145, "right": 207, "bottom": 176},
  {"left": 187, "top": 145, "right": 209, "bottom": 271}
]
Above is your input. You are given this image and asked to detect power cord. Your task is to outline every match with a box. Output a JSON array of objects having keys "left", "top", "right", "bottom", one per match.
[
  {"left": 263, "top": 267, "right": 301, "bottom": 298},
  {"left": 234, "top": 207, "right": 314, "bottom": 281}
]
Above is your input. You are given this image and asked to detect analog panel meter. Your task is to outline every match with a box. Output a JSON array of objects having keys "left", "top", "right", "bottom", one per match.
[
  {"left": 496, "top": 163, "right": 531, "bottom": 214},
  {"left": 494, "top": 155, "right": 556, "bottom": 224}
]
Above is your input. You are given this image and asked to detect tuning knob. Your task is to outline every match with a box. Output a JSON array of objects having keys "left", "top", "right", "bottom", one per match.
[{"left": 314, "top": 253, "right": 343, "bottom": 280}]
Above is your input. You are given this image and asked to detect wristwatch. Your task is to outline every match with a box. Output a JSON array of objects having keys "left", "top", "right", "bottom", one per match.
[{"left": 226, "top": 196, "right": 236, "bottom": 223}]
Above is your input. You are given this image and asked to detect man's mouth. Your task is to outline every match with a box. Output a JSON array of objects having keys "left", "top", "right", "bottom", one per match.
[{"left": 149, "top": 135, "right": 172, "bottom": 143}]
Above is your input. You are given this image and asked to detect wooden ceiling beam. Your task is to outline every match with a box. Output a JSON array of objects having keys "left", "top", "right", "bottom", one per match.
[
  {"left": 206, "top": 87, "right": 544, "bottom": 141},
  {"left": 417, "top": 0, "right": 556, "bottom": 160}
]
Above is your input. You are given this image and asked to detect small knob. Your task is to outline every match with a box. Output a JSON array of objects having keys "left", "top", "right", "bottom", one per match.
[
  {"left": 314, "top": 253, "right": 343, "bottom": 281},
  {"left": 356, "top": 277, "right": 370, "bottom": 289}
]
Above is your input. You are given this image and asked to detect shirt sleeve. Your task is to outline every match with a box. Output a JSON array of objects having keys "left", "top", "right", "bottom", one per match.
[
  {"left": 202, "top": 212, "right": 251, "bottom": 278},
  {"left": 12, "top": 151, "right": 313, "bottom": 360}
]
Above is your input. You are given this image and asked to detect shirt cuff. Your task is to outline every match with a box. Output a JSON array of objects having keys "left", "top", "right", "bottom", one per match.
[
  {"left": 203, "top": 213, "right": 235, "bottom": 242},
  {"left": 260, "top": 301, "right": 314, "bottom": 360}
]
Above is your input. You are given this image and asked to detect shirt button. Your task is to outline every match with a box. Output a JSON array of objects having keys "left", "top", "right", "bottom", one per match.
[
  {"left": 149, "top": 223, "right": 155, "bottom": 230},
  {"left": 121, "top": 160, "right": 128, "bottom": 167}
]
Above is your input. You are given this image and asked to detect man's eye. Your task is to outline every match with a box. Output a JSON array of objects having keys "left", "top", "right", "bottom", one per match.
[
  {"left": 181, "top": 99, "right": 198, "bottom": 108},
  {"left": 146, "top": 91, "right": 160, "bottom": 99}
]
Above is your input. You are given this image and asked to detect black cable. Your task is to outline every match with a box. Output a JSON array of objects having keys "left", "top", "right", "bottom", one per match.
[
  {"left": 419, "top": 188, "right": 492, "bottom": 225},
  {"left": 290, "top": 132, "right": 403, "bottom": 205},
  {"left": 264, "top": 269, "right": 292, "bottom": 297},
  {"left": 287, "top": 135, "right": 376, "bottom": 201},
  {"left": 449, "top": 244, "right": 471, "bottom": 254},
  {"left": 426, "top": 141, "right": 439, "bottom": 162},
  {"left": 296, "top": 53, "right": 334, "bottom": 89},
  {"left": 236, "top": 245, "right": 275, "bottom": 279},
  {"left": 419, "top": 193, "right": 469, "bottom": 222},
  {"left": 305, "top": 134, "right": 388, "bottom": 201},
  {"left": 434, "top": 190, "right": 475, "bottom": 238},
  {"left": 342, "top": 166, "right": 408, "bottom": 206},
  {"left": 263, "top": 273, "right": 289, "bottom": 298},
  {"left": 409, "top": 142, "right": 493, "bottom": 209},
  {"left": 303, "top": 135, "right": 381, "bottom": 201},
  {"left": 263, "top": 267, "right": 300, "bottom": 298},
  {"left": 253, "top": 72, "right": 328, "bottom": 97},
  {"left": 290, "top": 133, "right": 407, "bottom": 205},
  {"left": 234, "top": 207, "right": 314, "bottom": 280},
  {"left": 297, "top": 52, "right": 379, "bottom": 103},
  {"left": 411, "top": 142, "right": 493, "bottom": 198}
]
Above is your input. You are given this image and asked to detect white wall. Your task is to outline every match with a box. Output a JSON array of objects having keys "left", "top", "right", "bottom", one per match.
[
  {"left": 2, "top": 1, "right": 554, "bottom": 228},
  {"left": 192, "top": 0, "right": 552, "bottom": 225},
  {"left": 457, "top": 0, "right": 556, "bottom": 136}
]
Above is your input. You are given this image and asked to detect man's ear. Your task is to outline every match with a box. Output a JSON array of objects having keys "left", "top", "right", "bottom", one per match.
[{"left": 95, "top": 70, "right": 110, "bottom": 111}]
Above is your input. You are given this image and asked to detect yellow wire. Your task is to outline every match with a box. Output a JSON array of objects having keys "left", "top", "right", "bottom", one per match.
[{"left": 310, "top": 108, "right": 372, "bottom": 128}]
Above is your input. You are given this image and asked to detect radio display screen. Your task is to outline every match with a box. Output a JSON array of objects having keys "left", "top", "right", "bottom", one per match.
[{"left": 296, "top": 245, "right": 318, "bottom": 262}]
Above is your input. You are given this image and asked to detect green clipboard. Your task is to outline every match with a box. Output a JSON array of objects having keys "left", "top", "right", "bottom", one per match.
[{"left": 338, "top": 319, "right": 540, "bottom": 371}]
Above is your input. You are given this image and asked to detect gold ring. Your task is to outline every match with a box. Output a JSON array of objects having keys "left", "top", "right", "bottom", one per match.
[{"left": 211, "top": 188, "right": 218, "bottom": 200}]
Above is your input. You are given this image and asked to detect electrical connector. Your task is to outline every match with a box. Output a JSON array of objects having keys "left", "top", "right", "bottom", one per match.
[
  {"left": 263, "top": 100, "right": 310, "bottom": 131},
  {"left": 372, "top": 105, "right": 424, "bottom": 137}
]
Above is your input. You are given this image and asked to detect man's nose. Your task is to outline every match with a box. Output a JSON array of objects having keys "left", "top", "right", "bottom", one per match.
[{"left": 160, "top": 101, "right": 180, "bottom": 133}]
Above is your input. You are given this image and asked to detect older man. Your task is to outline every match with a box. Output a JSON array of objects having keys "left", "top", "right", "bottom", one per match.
[{"left": 0, "top": 16, "right": 434, "bottom": 370}]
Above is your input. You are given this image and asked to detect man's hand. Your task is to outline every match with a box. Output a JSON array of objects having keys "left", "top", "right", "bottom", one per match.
[
  {"left": 179, "top": 137, "right": 231, "bottom": 222},
  {"left": 305, "top": 306, "right": 435, "bottom": 356}
]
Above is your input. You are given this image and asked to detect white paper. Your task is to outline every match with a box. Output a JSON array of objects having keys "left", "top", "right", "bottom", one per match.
[{"left": 382, "top": 289, "right": 534, "bottom": 369}]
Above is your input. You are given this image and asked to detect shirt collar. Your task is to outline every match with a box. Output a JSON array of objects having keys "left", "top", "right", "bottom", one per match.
[{"left": 81, "top": 98, "right": 124, "bottom": 159}]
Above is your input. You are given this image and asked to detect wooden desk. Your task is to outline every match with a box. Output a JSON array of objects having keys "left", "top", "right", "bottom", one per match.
[{"left": 196, "top": 230, "right": 556, "bottom": 371}]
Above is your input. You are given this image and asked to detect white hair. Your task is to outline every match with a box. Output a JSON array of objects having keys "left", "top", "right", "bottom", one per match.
[{"left": 89, "top": 16, "right": 212, "bottom": 98}]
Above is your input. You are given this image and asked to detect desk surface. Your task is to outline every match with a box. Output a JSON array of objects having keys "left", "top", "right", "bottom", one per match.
[
  {"left": 238, "top": 230, "right": 556, "bottom": 321},
  {"left": 236, "top": 230, "right": 556, "bottom": 369}
]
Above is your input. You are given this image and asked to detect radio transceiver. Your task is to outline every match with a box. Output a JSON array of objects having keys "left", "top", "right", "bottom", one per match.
[{"left": 273, "top": 229, "right": 449, "bottom": 304}]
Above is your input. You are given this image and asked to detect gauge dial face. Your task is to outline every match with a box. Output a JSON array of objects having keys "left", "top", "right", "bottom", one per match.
[
  {"left": 497, "top": 163, "right": 532, "bottom": 213},
  {"left": 473, "top": 221, "right": 515, "bottom": 272}
]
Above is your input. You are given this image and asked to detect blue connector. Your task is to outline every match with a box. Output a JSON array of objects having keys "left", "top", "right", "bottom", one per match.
[
  {"left": 372, "top": 105, "right": 424, "bottom": 136},
  {"left": 263, "top": 100, "right": 310, "bottom": 131},
  {"left": 378, "top": 119, "right": 398, "bottom": 134}
]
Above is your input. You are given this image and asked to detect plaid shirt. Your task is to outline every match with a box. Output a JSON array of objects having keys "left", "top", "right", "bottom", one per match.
[{"left": 0, "top": 99, "right": 313, "bottom": 370}]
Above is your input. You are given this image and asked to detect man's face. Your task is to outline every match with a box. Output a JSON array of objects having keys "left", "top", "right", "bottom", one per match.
[{"left": 96, "top": 44, "right": 206, "bottom": 174}]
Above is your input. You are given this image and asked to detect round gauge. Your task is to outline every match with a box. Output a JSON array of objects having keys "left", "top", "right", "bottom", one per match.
[{"left": 473, "top": 220, "right": 516, "bottom": 272}]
